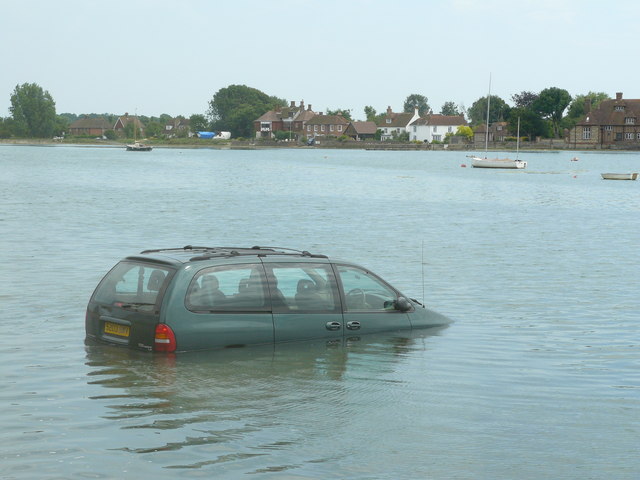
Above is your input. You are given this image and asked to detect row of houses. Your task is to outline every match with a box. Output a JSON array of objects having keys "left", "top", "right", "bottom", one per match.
[
  {"left": 254, "top": 101, "right": 467, "bottom": 143},
  {"left": 67, "top": 91, "right": 640, "bottom": 148},
  {"left": 67, "top": 113, "right": 189, "bottom": 137}
]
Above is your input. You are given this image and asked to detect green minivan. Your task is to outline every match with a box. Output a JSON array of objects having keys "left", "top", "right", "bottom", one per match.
[{"left": 85, "top": 246, "right": 450, "bottom": 353}]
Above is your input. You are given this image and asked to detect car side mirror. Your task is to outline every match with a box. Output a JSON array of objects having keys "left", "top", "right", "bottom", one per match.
[{"left": 395, "top": 297, "right": 412, "bottom": 312}]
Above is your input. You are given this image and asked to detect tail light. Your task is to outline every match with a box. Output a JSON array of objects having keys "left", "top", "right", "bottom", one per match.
[{"left": 154, "top": 324, "right": 177, "bottom": 352}]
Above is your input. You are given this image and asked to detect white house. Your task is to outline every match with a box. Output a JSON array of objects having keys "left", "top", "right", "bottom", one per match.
[
  {"left": 377, "top": 106, "right": 421, "bottom": 140},
  {"left": 409, "top": 114, "right": 467, "bottom": 142}
]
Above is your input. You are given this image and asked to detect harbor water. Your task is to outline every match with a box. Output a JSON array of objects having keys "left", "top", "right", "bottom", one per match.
[{"left": 0, "top": 144, "right": 638, "bottom": 479}]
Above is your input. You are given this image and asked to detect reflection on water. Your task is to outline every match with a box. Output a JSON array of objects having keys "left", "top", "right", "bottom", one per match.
[{"left": 84, "top": 328, "right": 447, "bottom": 471}]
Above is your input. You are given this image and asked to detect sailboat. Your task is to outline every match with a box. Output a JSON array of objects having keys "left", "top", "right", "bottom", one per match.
[
  {"left": 469, "top": 76, "right": 526, "bottom": 169},
  {"left": 126, "top": 113, "right": 152, "bottom": 151}
]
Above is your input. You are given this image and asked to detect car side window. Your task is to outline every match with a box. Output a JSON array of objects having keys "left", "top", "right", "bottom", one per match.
[
  {"left": 186, "top": 264, "right": 268, "bottom": 312},
  {"left": 337, "top": 265, "right": 398, "bottom": 311},
  {"left": 266, "top": 263, "right": 340, "bottom": 313}
]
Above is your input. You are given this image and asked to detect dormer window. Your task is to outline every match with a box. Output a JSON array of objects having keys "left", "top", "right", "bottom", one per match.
[
  {"left": 615, "top": 105, "right": 625, "bottom": 111},
  {"left": 386, "top": 118, "right": 391, "bottom": 124},
  {"left": 625, "top": 117, "right": 636, "bottom": 124}
]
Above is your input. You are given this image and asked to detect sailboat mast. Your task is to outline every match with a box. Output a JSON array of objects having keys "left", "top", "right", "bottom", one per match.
[
  {"left": 484, "top": 74, "right": 491, "bottom": 156},
  {"left": 516, "top": 117, "right": 520, "bottom": 160}
]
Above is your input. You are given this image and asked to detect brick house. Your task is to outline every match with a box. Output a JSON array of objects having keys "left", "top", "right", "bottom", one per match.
[
  {"left": 304, "top": 114, "right": 349, "bottom": 138},
  {"left": 568, "top": 92, "right": 640, "bottom": 147},
  {"left": 113, "top": 113, "right": 146, "bottom": 138},
  {"left": 473, "top": 121, "right": 510, "bottom": 144},
  {"left": 68, "top": 116, "right": 112, "bottom": 136},
  {"left": 254, "top": 100, "right": 315, "bottom": 139}
]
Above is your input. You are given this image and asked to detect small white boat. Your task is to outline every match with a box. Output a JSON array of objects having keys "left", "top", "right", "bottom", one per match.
[
  {"left": 470, "top": 156, "right": 527, "bottom": 169},
  {"left": 571, "top": 156, "right": 579, "bottom": 161},
  {"left": 126, "top": 142, "right": 153, "bottom": 151},
  {"left": 601, "top": 172, "right": 638, "bottom": 180}
]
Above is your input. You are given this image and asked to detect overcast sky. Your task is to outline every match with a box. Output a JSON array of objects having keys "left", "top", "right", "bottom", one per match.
[{"left": 2, "top": 0, "right": 638, "bottom": 120}]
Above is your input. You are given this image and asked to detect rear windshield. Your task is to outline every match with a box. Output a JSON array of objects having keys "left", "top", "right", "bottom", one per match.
[{"left": 92, "top": 261, "right": 173, "bottom": 309}]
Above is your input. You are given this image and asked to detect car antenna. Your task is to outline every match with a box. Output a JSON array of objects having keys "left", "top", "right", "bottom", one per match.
[{"left": 421, "top": 240, "right": 426, "bottom": 304}]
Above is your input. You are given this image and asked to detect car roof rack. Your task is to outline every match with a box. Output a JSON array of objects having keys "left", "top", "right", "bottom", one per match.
[{"left": 139, "top": 245, "right": 328, "bottom": 261}]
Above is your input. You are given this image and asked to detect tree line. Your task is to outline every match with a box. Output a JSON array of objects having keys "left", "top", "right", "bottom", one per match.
[{"left": 1, "top": 82, "right": 610, "bottom": 140}]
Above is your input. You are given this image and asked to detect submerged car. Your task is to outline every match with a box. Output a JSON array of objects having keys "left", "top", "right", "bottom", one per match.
[{"left": 86, "top": 246, "right": 450, "bottom": 353}]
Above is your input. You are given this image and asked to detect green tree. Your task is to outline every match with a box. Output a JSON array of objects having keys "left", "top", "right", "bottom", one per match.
[
  {"left": 533, "top": 87, "right": 572, "bottom": 138},
  {"left": 207, "top": 84, "right": 286, "bottom": 138},
  {"left": 145, "top": 120, "right": 163, "bottom": 137},
  {"left": 403, "top": 94, "right": 430, "bottom": 115},
  {"left": 189, "top": 113, "right": 209, "bottom": 132},
  {"left": 364, "top": 106, "right": 377, "bottom": 122},
  {"left": 511, "top": 91, "right": 538, "bottom": 108},
  {"left": 9, "top": 82, "right": 57, "bottom": 137},
  {"left": 440, "top": 101, "right": 461, "bottom": 116},
  {"left": 507, "top": 107, "right": 548, "bottom": 141},
  {"left": 455, "top": 125, "right": 474, "bottom": 142},
  {"left": 467, "top": 95, "right": 510, "bottom": 126},
  {"left": 326, "top": 108, "right": 352, "bottom": 121}
]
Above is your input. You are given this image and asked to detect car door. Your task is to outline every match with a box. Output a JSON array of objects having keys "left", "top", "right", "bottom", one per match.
[
  {"left": 335, "top": 264, "right": 412, "bottom": 334},
  {"left": 268, "top": 262, "right": 344, "bottom": 343},
  {"left": 171, "top": 262, "right": 274, "bottom": 350}
]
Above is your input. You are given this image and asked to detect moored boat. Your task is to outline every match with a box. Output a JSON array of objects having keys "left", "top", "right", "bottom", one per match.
[
  {"left": 126, "top": 142, "right": 152, "bottom": 151},
  {"left": 470, "top": 156, "right": 527, "bottom": 169},
  {"left": 601, "top": 172, "right": 638, "bottom": 180}
]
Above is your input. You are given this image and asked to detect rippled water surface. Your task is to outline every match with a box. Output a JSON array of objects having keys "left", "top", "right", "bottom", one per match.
[{"left": 1, "top": 145, "right": 638, "bottom": 479}]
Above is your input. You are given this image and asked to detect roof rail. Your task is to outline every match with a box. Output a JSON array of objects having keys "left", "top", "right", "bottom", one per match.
[{"left": 139, "top": 245, "right": 327, "bottom": 260}]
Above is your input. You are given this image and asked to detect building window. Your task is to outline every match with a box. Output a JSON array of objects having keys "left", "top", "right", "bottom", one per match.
[
  {"left": 637, "top": 132, "right": 640, "bottom": 140},
  {"left": 307, "top": 125, "right": 311, "bottom": 132},
  {"left": 625, "top": 117, "right": 636, "bottom": 124},
  {"left": 497, "top": 125, "right": 503, "bottom": 131},
  {"left": 625, "top": 132, "right": 634, "bottom": 140},
  {"left": 582, "top": 127, "right": 591, "bottom": 140},
  {"left": 433, "top": 126, "right": 438, "bottom": 132},
  {"left": 413, "top": 126, "right": 416, "bottom": 132},
  {"left": 433, "top": 135, "right": 441, "bottom": 141},
  {"left": 338, "top": 125, "right": 342, "bottom": 132},
  {"left": 321, "top": 125, "right": 325, "bottom": 132},
  {"left": 448, "top": 126, "right": 453, "bottom": 132},
  {"left": 615, "top": 105, "right": 625, "bottom": 111},
  {"left": 330, "top": 125, "right": 334, "bottom": 132},
  {"left": 616, "top": 133, "right": 622, "bottom": 141},
  {"left": 604, "top": 125, "right": 613, "bottom": 131},
  {"left": 386, "top": 118, "right": 391, "bottom": 124},
  {"left": 314, "top": 125, "right": 318, "bottom": 132}
]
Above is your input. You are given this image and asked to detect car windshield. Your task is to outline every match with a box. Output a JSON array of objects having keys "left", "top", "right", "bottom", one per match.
[{"left": 92, "top": 261, "right": 172, "bottom": 308}]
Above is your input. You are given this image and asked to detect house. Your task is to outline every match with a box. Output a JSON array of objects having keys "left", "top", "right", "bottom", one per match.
[
  {"left": 409, "top": 114, "right": 467, "bottom": 143},
  {"left": 376, "top": 106, "right": 420, "bottom": 140},
  {"left": 473, "top": 121, "right": 510, "bottom": 144},
  {"left": 164, "top": 116, "right": 191, "bottom": 137},
  {"left": 113, "top": 113, "right": 146, "bottom": 138},
  {"left": 569, "top": 92, "right": 640, "bottom": 147},
  {"left": 254, "top": 100, "right": 315, "bottom": 139},
  {"left": 305, "top": 114, "right": 349, "bottom": 138},
  {"left": 68, "top": 116, "right": 112, "bottom": 136},
  {"left": 344, "top": 121, "right": 378, "bottom": 141}
]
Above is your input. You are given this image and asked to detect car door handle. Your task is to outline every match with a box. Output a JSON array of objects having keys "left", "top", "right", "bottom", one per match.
[
  {"left": 346, "top": 321, "right": 361, "bottom": 330},
  {"left": 326, "top": 321, "right": 342, "bottom": 331}
]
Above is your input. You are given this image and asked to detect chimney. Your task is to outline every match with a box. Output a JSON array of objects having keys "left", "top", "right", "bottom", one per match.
[
  {"left": 308, "top": 104, "right": 312, "bottom": 111},
  {"left": 584, "top": 98, "right": 592, "bottom": 112},
  {"left": 290, "top": 100, "right": 295, "bottom": 107},
  {"left": 300, "top": 100, "right": 304, "bottom": 110},
  {"left": 387, "top": 106, "right": 392, "bottom": 115},
  {"left": 616, "top": 92, "right": 623, "bottom": 100}
]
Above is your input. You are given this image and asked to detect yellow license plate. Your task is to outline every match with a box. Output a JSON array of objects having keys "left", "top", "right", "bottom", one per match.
[{"left": 104, "top": 321, "right": 130, "bottom": 337}]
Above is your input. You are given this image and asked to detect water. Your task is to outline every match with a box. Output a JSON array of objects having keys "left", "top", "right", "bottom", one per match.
[{"left": 1, "top": 145, "right": 638, "bottom": 479}]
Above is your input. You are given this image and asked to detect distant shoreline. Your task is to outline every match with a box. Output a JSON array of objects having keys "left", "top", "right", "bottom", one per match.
[{"left": 1, "top": 138, "right": 639, "bottom": 152}]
